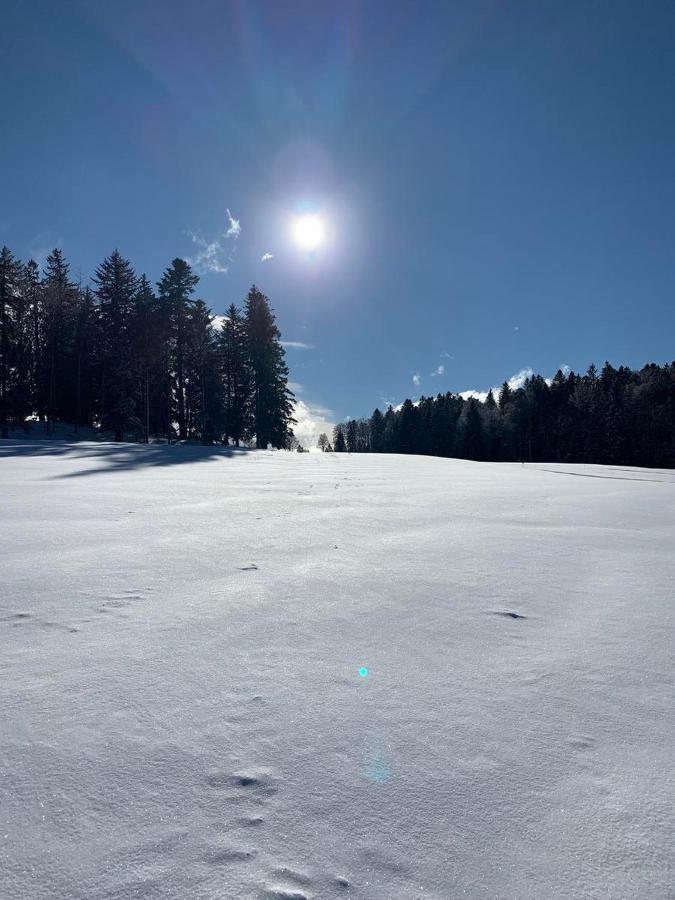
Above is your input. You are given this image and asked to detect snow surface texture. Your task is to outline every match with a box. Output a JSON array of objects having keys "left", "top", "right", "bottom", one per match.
[{"left": 1, "top": 441, "right": 673, "bottom": 900}]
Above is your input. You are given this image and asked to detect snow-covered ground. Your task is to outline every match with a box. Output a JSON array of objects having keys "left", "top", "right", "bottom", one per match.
[{"left": 1, "top": 441, "right": 673, "bottom": 900}]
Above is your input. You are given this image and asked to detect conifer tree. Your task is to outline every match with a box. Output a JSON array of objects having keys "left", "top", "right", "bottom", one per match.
[
  {"left": 346, "top": 418, "right": 358, "bottom": 453},
  {"left": 157, "top": 258, "right": 199, "bottom": 440},
  {"left": 0, "top": 247, "right": 24, "bottom": 437},
  {"left": 369, "top": 408, "right": 385, "bottom": 452},
  {"left": 333, "top": 424, "right": 346, "bottom": 452},
  {"left": 93, "top": 250, "right": 138, "bottom": 440},
  {"left": 218, "top": 303, "right": 250, "bottom": 445},
  {"left": 40, "top": 249, "right": 78, "bottom": 432},
  {"left": 243, "top": 285, "right": 295, "bottom": 448}
]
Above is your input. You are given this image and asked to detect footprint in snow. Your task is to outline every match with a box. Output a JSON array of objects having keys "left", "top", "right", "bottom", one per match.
[
  {"left": 206, "top": 768, "right": 278, "bottom": 799},
  {"left": 240, "top": 564, "right": 259, "bottom": 571},
  {"left": 205, "top": 845, "right": 257, "bottom": 865},
  {"left": 7, "top": 612, "right": 78, "bottom": 633},
  {"left": 272, "top": 867, "right": 312, "bottom": 887},
  {"left": 492, "top": 610, "right": 527, "bottom": 620},
  {"left": 262, "top": 890, "right": 310, "bottom": 900}
]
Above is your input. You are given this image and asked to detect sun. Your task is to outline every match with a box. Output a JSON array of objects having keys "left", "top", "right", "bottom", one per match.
[{"left": 293, "top": 214, "right": 325, "bottom": 251}]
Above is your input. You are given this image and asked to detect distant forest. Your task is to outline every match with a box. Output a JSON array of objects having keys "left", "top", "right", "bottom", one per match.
[
  {"left": 330, "top": 362, "right": 675, "bottom": 468},
  {"left": 0, "top": 246, "right": 295, "bottom": 446}
]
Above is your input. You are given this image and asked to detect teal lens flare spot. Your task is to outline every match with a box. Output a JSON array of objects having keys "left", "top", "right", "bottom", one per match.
[{"left": 358, "top": 667, "right": 368, "bottom": 678}]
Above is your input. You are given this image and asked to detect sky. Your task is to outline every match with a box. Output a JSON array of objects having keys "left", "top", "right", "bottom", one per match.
[{"left": 2, "top": 0, "right": 675, "bottom": 444}]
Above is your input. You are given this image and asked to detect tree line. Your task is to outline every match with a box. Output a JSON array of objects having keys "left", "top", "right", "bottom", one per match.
[
  {"left": 325, "top": 362, "right": 674, "bottom": 468},
  {"left": 0, "top": 246, "right": 295, "bottom": 446}
]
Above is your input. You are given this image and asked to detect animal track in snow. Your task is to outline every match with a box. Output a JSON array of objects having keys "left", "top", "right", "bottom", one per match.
[
  {"left": 205, "top": 845, "right": 257, "bottom": 865},
  {"left": 5, "top": 612, "right": 78, "bottom": 633},
  {"left": 262, "top": 890, "right": 310, "bottom": 900},
  {"left": 272, "top": 866, "right": 312, "bottom": 887},
  {"left": 206, "top": 768, "right": 278, "bottom": 800}
]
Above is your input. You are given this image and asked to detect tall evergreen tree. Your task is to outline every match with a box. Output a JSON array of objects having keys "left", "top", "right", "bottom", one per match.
[
  {"left": 157, "top": 258, "right": 199, "bottom": 440},
  {"left": 218, "top": 303, "right": 250, "bottom": 445},
  {"left": 370, "top": 407, "right": 385, "bottom": 452},
  {"left": 93, "top": 250, "right": 138, "bottom": 441},
  {"left": 333, "top": 424, "right": 346, "bottom": 452},
  {"left": 0, "top": 247, "right": 25, "bottom": 437},
  {"left": 244, "top": 285, "right": 295, "bottom": 448},
  {"left": 39, "top": 249, "right": 78, "bottom": 432},
  {"left": 346, "top": 418, "right": 358, "bottom": 453}
]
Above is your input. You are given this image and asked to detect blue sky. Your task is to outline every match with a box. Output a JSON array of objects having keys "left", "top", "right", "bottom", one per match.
[{"left": 2, "top": 0, "right": 675, "bottom": 440}]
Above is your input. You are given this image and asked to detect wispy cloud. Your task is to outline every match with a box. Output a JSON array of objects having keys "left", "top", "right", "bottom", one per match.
[
  {"left": 430, "top": 364, "right": 445, "bottom": 377},
  {"left": 440, "top": 351, "right": 453, "bottom": 359},
  {"left": 185, "top": 207, "right": 241, "bottom": 275},
  {"left": 281, "top": 341, "right": 314, "bottom": 350},
  {"left": 186, "top": 232, "right": 228, "bottom": 274},
  {"left": 261, "top": 252, "right": 274, "bottom": 262},
  {"left": 226, "top": 209, "right": 241, "bottom": 238},
  {"left": 412, "top": 372, "right": 422, "bottom": 387}
]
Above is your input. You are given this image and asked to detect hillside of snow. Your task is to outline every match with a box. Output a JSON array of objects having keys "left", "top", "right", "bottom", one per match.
[{"left": 1, "top": 441, "right": 673, "bottom": 899}]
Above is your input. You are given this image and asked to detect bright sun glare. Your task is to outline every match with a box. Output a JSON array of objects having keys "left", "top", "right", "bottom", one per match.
[{"left": 293, "top": 214, "right": 325, "bottom": 251}]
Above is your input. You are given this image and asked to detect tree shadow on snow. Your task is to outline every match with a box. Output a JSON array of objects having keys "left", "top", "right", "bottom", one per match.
[{"left": 0, "top": 438, "right": 256, "bottom": 477}]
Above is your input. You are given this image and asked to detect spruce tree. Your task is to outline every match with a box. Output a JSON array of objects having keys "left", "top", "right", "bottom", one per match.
[
  {"left": 218, "top": 303, "right": 250, "bottom": 445},
  {"left": 333, "top": 424, "right": 346, "bottom": 452},
  {"left": 0, "top": 247, "right": 24, "bottom": 437},
  {"left": 369, "top": 408, "right": 385, "bottom": 452},
  {"left": 346, "top": 419, "right": 358, "bottom": 453},
  {"left": 40, "top": 249, "right": 77, "bottom": 432},
  {"left": 243, "top": 285, "right": 295, "bottom": 449},
  {"left": 93, "top": 250, "right": 138, "bottom": 441},
  {"left": 157, "top": 259, "right": 199, "bottom": 440}
]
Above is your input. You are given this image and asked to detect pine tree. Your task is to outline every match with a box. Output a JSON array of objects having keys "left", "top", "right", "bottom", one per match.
[
  {"left": 243, "top": 285, "right": 295, "bottom": 448},
  {"left": 130, "top": 275, "right": 162, "bottom": 442},
  {"left": 184, "top": 299, "right": 223, "bottom": 443},
  {"left": 346, "top": 419, "right": 358, "bottom": 453},
  {"left": 218, "top": 303, "right": 250, "bottom": 445},
  {"left": 498, "top": 381, "right": 512, "bottom": 412},
  {"left": 93, "top": 250, "right": 139, "bottom": 441},
  {"left": 39, "top": 249, "right": 78, "bottom": 432},
  {"left": 72, "top": 287, "right": 97, "bottom": 431},
  {"left": 369, "top": 408, "right": 385, "bottom": 452},
  {"left": 397, "top": 399, "right": 418, "bottom": 453},
  {"left": 0, "top": 247, "right": 25, "bottom": 436},
  {"left": 333, "top": 425, "right": 346, "bottom": 452},
  {"left": 157, "top": 259, "right": 199, "bottom": 440},
  {"left": 460, "top": 398, "right": 485, "bottom": 460}
]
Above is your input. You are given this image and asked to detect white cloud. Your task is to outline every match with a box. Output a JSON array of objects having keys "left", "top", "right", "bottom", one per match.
[
  {"left": 292, "top": 397, "right": 335, "bottom": 449},
  {"left": 210, "top": 314, "right": 227, "bottom": 331},
  {"left": 430, "top": 365, "right": 445, "bottom": 377},
  {"left": 412, "top": 372, "right": 421, "bottom": 386},
  {"left": 281, "top": 341, "right": 313, "bottom": 350},
  {"left": 261, "top": 252, "right": 274, "bottom": 262},
  {"left": 186, "top": 232, "right": 229, "bottom": 274},
  {"left": 226, "top": 209, "right": 241, "bottom": 238},
  {"left": 185, "top": 207, "right": 241, "bottom": 275},
  {"left": 440, "top": 351, "right": 453, "bottom": 359},
  {"left": 458, "top": 389, "right": 491, "bottom": 403},
  {"left": 459, "top": 366, "right": 570, "bottom": 403},
  {"left": 507, "top": 367, "right": 534, "bottom": 390}
]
